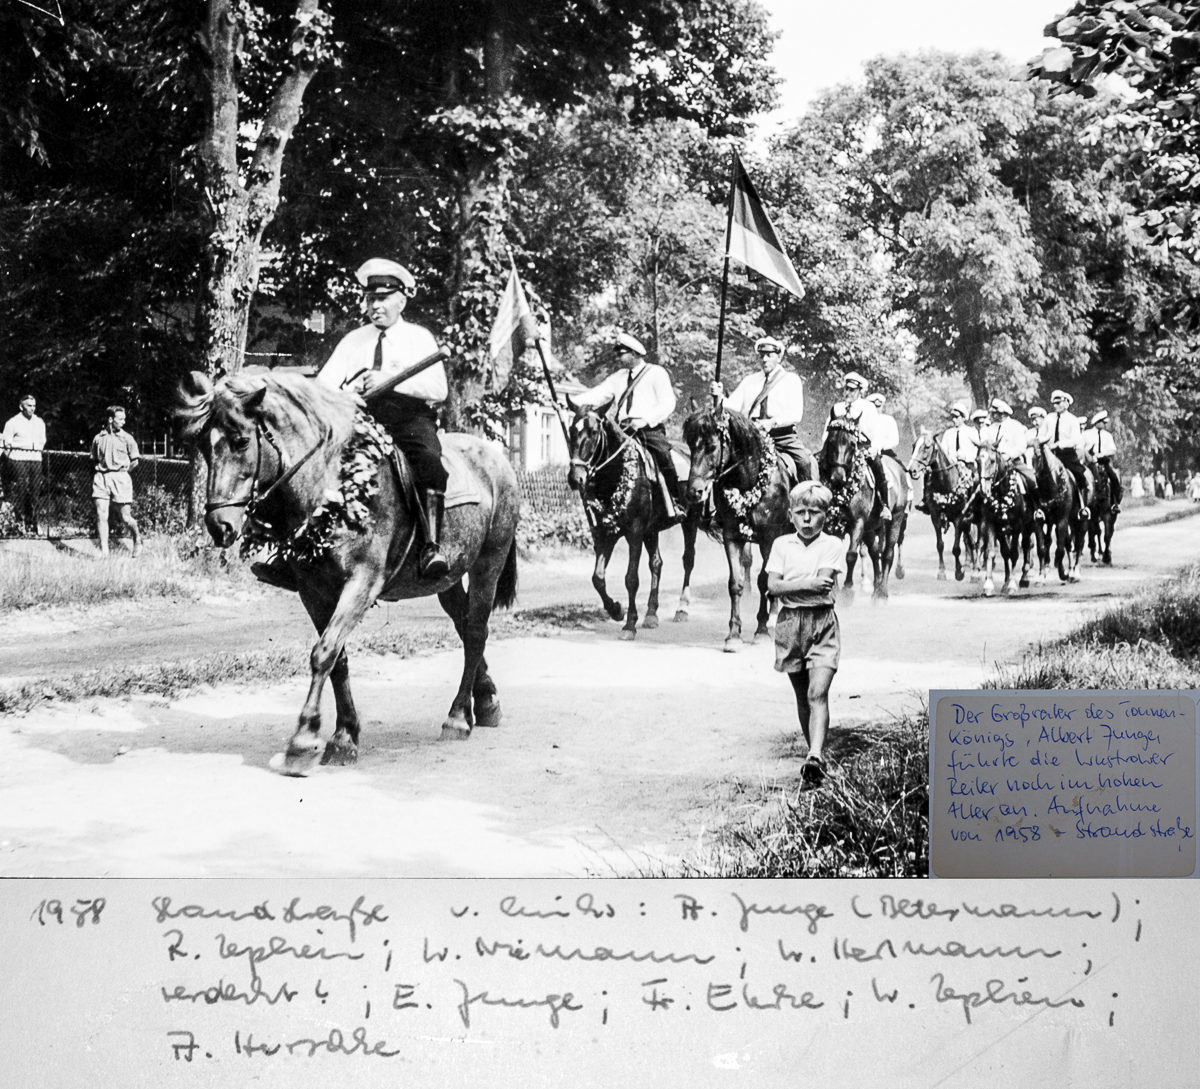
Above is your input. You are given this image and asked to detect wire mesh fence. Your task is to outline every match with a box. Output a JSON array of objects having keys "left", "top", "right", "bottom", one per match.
[{"left": 0, "top": 452, "right": 192, "bottom": 539}]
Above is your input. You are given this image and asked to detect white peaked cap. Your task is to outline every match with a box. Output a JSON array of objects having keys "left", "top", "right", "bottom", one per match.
[
  {"left": 614, "top": 331, "right": 647, "bottom": 357},
  {"left": 990, "top": 398, "right": 1013, "bottom": 415},
  {"left": 755, "top": 335, "right": 784, "bottom": 353},
  {"left": 1091, "top": 409, "right": 1109, "bottom": 425},
  {"left": 949, "top": 401, "right": 968, "bottom": 416},
  {"left": 355, "top": 258, "right": 415, "bottom": 293},
  {"left": 843, "top": 371, "right": 868, "bottom": 390},
  {"left": 1050, "top": 389, "right": 1073, "bottom": 405},
  {"left": 1029, "top": 406, "right": 1047, "bottom": 417},
  {"left": 868, "top": 392, "right": 885, "bottom": 406}
]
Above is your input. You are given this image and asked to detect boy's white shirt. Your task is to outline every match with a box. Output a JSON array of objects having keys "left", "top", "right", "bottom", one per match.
[{"left": 766, "top": 531, "right": 848, "bottom": 580}]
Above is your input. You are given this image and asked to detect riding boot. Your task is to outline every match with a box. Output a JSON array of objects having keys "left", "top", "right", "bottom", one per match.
[
  {"left": 1073, "top": 470, "right": 1091, "bottom": 520},
  {"left": 1108, "top": 464, "right": 1122, "bottom": 512},
  {"left": 869, "top": 456, "right": 892, "bottom": 522},
  {"left": 251, "top": 554, "right": 299, "bottom": 593},
  {"left": 419, "top": 489, "right": 450, "bottom": 580},
  {"left": 915, "top": 472, "right": 932, "bottom": 514}
]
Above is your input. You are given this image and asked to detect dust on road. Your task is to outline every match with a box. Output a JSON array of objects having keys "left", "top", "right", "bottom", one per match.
[{"left": 1, "top": 503, "right": 1197, "bottom": 876}]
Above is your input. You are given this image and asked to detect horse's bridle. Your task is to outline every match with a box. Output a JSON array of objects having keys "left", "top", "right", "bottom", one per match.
[
  {"left": 204, "top": 418, "right": 329, "bottom": 517},
  {"left": 569, "top": 414, "right": 633, "bottom": 483}
]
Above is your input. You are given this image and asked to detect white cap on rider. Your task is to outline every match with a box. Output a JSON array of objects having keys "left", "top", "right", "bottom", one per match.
[
  {"left": 1029, "top": 405, "right": 1047, "bottom": 419},
  {"left": 613, "top": 331, "right": 647, "bottom": 357},
  {"left": 990, "top": 397, "right": 1013, "bottom": 415},
  {"left": 868, "top": 392, "right": 885, "bottom": 407},
  {"left": 755, "top": 335, "right": 784, "bottom": 355},
  {"left": 355, "top": 258, "right": 415, "bottom": 296},
  {"left": 1050, "top": 389, "right": 1073, "bottom": 406},
  {"left": 949, "top": 401, "right": 968, "bottom": 418},
  {"left": 1091, "top": 409, "right": 1109, "bottom": 425},
  {"left": 970, "top": 408, "right": 988, "bottom": 423},
  {"left": 843, "top": 371, "right": 868, "bottom": 392}
]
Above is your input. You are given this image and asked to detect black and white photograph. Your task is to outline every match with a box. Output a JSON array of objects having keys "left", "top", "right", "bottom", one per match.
[{"left": 0, "top": 0, "right": 1197, "bottom": 1082}]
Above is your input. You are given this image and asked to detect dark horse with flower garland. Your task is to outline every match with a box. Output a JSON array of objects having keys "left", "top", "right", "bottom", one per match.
[
  {"left": 179, "top": 370, "right": 520, "bottom": 775},
  {"left": 817, "top": 416, "right": 909, "bottom": 600},
  {"left": 683, "top": 406, "right": 816, "bottom": 652},
  {"left": 565, "top": 403, "right": 700, "bottom": 638},
  {"left": 907, "top": 428, "right": 981, "bottom": 582},
  {"left": 975, "top": 442, "right": 1045, "bottom": 596}
]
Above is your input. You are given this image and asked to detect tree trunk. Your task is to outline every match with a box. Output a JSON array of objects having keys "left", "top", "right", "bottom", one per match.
[{"left": 195, "top": 0, "right": 326, "bottom": 378}]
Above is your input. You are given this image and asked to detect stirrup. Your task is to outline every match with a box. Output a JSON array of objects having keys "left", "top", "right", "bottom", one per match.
[
  {"left": 1079, "top": 506, "right": 1091, "bottom": 520},
  {"left": 418, "top": 545, "right": 450, "bottom": 580}
]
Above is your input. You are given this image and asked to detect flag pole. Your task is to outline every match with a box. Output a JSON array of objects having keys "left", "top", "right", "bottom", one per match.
[{"left": 713, "top": 150, "right": 738, "bottom": 405}]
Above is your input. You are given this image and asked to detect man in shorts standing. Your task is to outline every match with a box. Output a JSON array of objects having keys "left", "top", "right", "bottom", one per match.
[
  {"left": 765, "top": 481, "right": 848, "bottom": 788},
  {"left": 91, "top": 405, "right": 141, "bottom": 557}
]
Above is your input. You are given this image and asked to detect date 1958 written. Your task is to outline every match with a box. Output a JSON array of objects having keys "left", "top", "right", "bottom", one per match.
[{"left": 31, "top": 898, "right": 106, "bottom": 927}]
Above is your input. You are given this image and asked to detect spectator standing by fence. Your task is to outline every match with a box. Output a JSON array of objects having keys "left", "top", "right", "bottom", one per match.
[
  {"left": 91, "top": 405, "right": 141, "bottom": 557},
  {"left": 1, "top": 394, "right": 46, "bottom": 533}
]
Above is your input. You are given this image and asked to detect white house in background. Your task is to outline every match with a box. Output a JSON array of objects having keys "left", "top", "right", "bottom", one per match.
[{"left": 506, "top": 377, "right": 587, "bottom": 471}]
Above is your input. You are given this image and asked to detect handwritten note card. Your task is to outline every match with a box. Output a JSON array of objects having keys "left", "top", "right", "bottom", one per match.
[
  {"left": 2, "top": 879, "right": 1196, "bottom": 1089},
  {"left": 931, "top": 690, "right": 1197, "bottom": 878}
]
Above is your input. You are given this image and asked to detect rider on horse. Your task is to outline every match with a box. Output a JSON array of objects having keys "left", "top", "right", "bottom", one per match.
[
  {"left": 1083, "top": 410, "right": 1122, "bottom": 513},
  {"left": 710, "top": 335, "right": 813, "bottom": 484},
  {"left": 838, "top": 372, "right": 893, "bottom": 522},
  {"left": 916, "top": 401, "right": 977, "bottom": 514},
  {"left": 1038, "top": 389, "right": 1092, "bottom": 519},
  {"left": 982, "top": 398, "right": 1038, "bottom": 496},
  {"left": 570, "top": 330, "right": 684, "bottom": 518},
  {"left": 253, "top": 258, "right": 451, "bottom": 589}
]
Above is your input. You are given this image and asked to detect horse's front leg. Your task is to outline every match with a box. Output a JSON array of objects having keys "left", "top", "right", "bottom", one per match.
[
  {"left": 591, "top": 533, "right": 624, "bottom": 621},
  {"left": 1018, "top": 525, "right": 1033, "bottom": 589},
  {"left": 980, "top": 519, "right": 996, "bottom": 597},
  {"left": 1000, "top": 527, "right": 1017, "bottom": 595},
  {"left": 442, "top": 544, "right": 509, "bottom": 740},
  {"left": 842, "top": 521, "right": 865, "bottom": 600},
  {"left": 643, "top": 530, "right": 663, "bottom": 629},
  {"left": 723, "top": 535, "right": 747, "bottom": 652},
  {"left": 871, "top": 523, "right": 895, "bottom": 601},
  {"left": 284, "top": 569, "right": 381, "bottom": 775},
  {"left": 752, "top": 539, "right": 773, "bottom": 642},
  {"left": 294, "top": 585, "right": 361, "bottom": 768},
  {"left": 674, "top": 514, "right": 698, "bottom": 622},
  {"left": 620, "top": 534, "right": 644, "bottom": 640}
]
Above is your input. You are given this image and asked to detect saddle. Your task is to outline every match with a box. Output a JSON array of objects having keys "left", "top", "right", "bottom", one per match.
[{"left": 388, "top": 438, "right": 483, "bottom": 514}]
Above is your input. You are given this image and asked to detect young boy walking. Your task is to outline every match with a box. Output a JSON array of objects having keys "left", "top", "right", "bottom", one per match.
[{"left": 765, "top": 481, "right": 847, "bottom": 788}]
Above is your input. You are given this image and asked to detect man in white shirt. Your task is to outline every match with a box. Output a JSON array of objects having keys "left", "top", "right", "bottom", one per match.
[
  {"left": 572, "top": 331, "right": 683, "bottom": 510},
  {"left": 1026, "top": 406, "right": 1046, "bottom": 453},
  {"left": 983, "top": 397, "right": 1037, "bottom": 494},
  {"left": 316, "top": 257, "right": 450, "bottom": 579},
  {"left": 866, "top": 392, "right": 900, "bottom": 455},
  {"left": 938, "top": 402, "right": 978, "bottom": 464},
  {"left": 1083, "top": 409, "right": 1122, "bottom": 511},
  {"left": 1037, "top": 389, "right": 1092, "bottom": 516},
  {"left": 711, "top": 335, "right": 810, "bottom": 471},
  {"left": 840, "top": 372, "right": 891, "bottom": 521},
  {"left": 1, "top": 393, "right": 47, "bottom": 533}
]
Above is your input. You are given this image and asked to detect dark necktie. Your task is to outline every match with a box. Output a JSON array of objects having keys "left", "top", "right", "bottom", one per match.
[
  {"left": 1054, "top": 415, "right": 1060, "bottom": 442},
  {"left": 617, "top": 367, "right": 636, "bottom": 415},
  {"left": 372, "top": 329, "right": 385, "bottom": 371}
]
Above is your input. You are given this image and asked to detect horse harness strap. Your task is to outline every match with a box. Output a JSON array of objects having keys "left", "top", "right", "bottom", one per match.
[
  {"left": 749, "top": 369, "right": 783, "bottom": 419},
  {"left": 204, "top": 419, "right": 329, "bottom": 514}
]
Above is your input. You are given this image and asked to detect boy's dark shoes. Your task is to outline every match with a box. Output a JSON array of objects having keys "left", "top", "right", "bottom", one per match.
[{"left": 801, "top": 753, "right": 826, "bottom": 789}]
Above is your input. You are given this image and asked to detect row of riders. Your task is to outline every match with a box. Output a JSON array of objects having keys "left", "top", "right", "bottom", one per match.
[
  {"left": 183, "top": 257, "right": 1120, "bottom": 771},
  {"left": 909, "top": 393, "right": 1121, "bottom": 595}
]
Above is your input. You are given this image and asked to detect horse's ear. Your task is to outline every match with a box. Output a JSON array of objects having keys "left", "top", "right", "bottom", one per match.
[
  {"left": 564, "top": 394, "right": 577, "bottom": 414},
  {"left": 242, "top": 385, "right": 268, "bottom": 417}
]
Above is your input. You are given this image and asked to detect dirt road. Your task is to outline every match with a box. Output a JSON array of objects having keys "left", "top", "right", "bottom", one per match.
[{"left": 1, "top": 502, "right": 1197, "bottom": 877}]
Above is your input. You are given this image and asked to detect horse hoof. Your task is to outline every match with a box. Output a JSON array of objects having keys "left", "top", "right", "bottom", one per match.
[
  {"left": 1019, "top": 578, "right": 1030, "bottom": 589},
  {"left": 1103, "top": 554, "right": 1112, "bottom": 566},
  {"left": 723, "top": 638, "right": 741, "bottom": 654},
  {"left": 643, "top": 614, "right": 659, "bottom": 629},
  {"left": 475, "top": 699, "right": 502, "bottom": 729},
  {"left": 607, "top": 603, "right": 624, "bottom": 621},
  {"left": 937, "top": 570, "right": 948, "bottom": 581},
  {"left": 895, "top": 566, "right": 905, "bottom": 580},
  {"left": 751, "top": 628, "right": 770, "bottom": 643},
  {"left": 276, "top": 742, "right": 324, "bottom": 777},
  {"left": 983, "top": 584, "right": 994, "bottom": 598},
  {"left": 441, "top": 718, "right": 471, "bottom": 741},
  {"left": 320, "top": 736, "right": 358, "bottom": 766},
  {"left": 619, "top": 628, "right": 637, "bottom": 641},
  {"left": 953, "top": 570, "right": 964, "bottom": 582},
  {"left": 673, "top": 610, "right": 689, "bottom": 623}
]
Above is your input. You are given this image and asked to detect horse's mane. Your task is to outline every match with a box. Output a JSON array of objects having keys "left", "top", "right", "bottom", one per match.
[
  {"left": 177, "top": 370, "right": 357, "bottom": 444},
  {"left": 681, "top": 408, "right": 763, "bottom": 461}
]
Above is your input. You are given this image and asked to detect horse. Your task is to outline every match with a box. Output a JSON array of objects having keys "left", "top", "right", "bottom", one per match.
[
  {"left": 682, "top": 406, "right": 813, "bottom": 651},
  {"left": 1087, "top": 461, "right": 1118, "bottom": 565},
  {"left": 975, "top": 443, "right": 1043, "bottom": 596},
  {"left": 178, "top": 370, "right": 520, "bottom": 775},
  {"left": 907, "top": 428, "right": 980, "bottom": 582},
  {"left": 816, "top": 417, "right": 909, "bottom": 600},
  {"left": 565, "top": 403, "right": 699, "bottom": 639},
  {"left": 1030, "top": 441, "right": 1085, "bottom": 583}
]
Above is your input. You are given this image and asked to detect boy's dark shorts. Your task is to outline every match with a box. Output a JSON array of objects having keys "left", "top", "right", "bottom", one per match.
[{"left": 774, "top": 604, "right": 840, "bottom": 673}]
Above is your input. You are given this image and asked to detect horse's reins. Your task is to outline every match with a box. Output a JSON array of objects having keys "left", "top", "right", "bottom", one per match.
[{"left": 204, "top": 418, "right": 329, "bottom": 515}]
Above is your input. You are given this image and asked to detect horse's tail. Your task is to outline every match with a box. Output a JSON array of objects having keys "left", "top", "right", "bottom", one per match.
[{"left": 493, "top": 538, "right": 519, "bottom": 610}]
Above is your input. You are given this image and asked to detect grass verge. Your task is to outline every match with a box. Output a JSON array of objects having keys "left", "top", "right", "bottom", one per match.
[
  {"left": 0, "top": 530, "right": 253, "bottom": 610},
  {"left": 0, "top": 601, "right": 608, "bottom": 714},
  {"left": 667, "top": 715, "right": 929, "bottom": 878}
]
